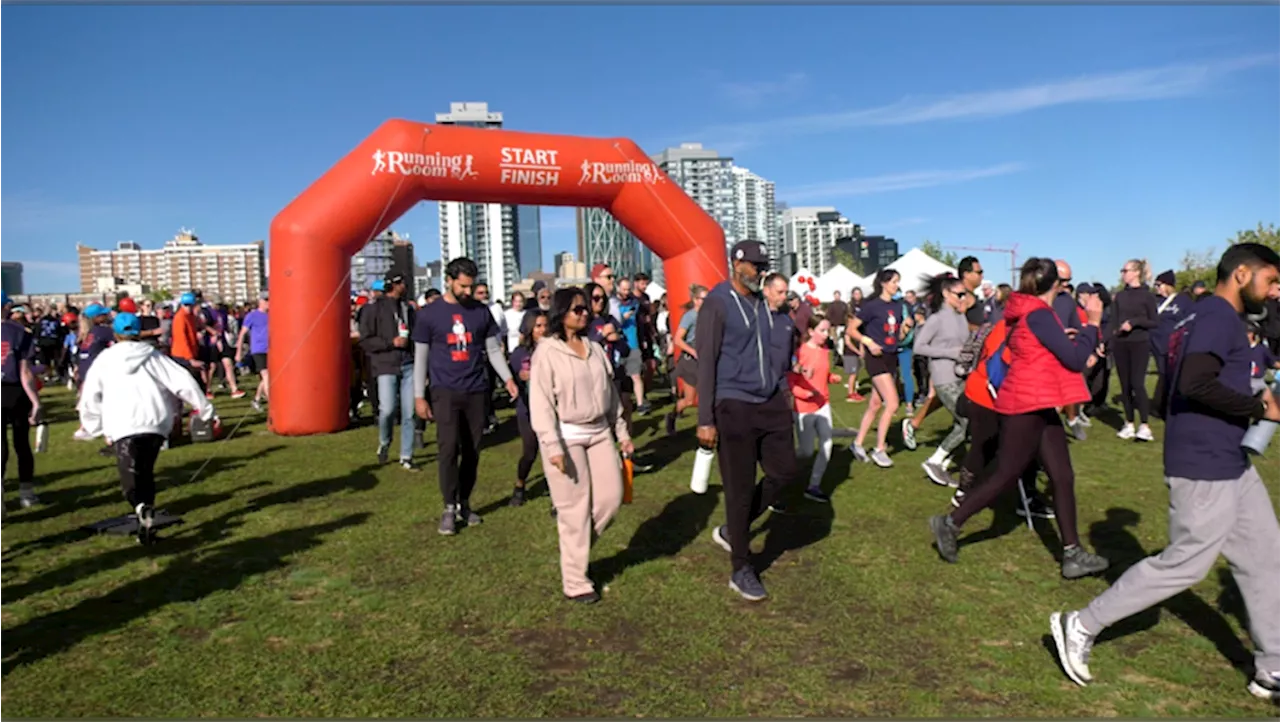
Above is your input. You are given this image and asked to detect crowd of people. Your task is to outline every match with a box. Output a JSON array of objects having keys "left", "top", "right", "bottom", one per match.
[{"left": 2, "top": 238, "right": 1278, "bottom": 702}]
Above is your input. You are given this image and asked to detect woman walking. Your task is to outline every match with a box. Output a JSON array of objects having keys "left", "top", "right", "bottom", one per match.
[
  {"left": 911, "top": 274, "right": 973, "bottom": 486},
  {"left": 665, "top": 285, "right": 707, "bottom": 436},
  {"left": 529, "top": 288, "right": 634, "bottom": 604},
  {"left": 847, "top": 270, "right": 911, "bottom": 468},
  {"left": 928, "top": 258, "right": 1110, "bottom": 579},
  {"left": 843, "top": 287, "right": 866, "bottom": 403},
  {"left": 1110, "top": 259, "right": 1159, "bottom": 441},
  {"left": 789, "top": 315, "right": 842, "bottom": 502},
  {"left": 508, "top": 309, "right": 547, "bottom": 507}
]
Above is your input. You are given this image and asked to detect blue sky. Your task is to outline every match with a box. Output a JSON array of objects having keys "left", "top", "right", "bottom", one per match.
[{"left": 3, "top": 4, "right": 1278, "bottom": 293}]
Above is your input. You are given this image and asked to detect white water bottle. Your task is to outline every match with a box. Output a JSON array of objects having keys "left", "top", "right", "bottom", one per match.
[
  {"left": 35, "top": 422, "right": 49, "bottom": 453},
  {"left": 1243, "top": 379, "right": 1279, "bottom": 456},
  {"left": 690, "top": 446, "right": 715, "bottom": 494}
]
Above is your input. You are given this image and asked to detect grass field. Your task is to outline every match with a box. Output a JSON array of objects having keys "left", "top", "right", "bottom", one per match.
[{"left": 3, "top": 372, "right": 1279, "bottom": 717}]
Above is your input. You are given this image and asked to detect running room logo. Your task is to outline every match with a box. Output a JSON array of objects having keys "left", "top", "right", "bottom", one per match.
[
  {"left": 371, "top": 150, "right": 479, "bottom": 181},
  {"left": 578, "top": 159, "right": 666, "bottom": 186},
  {"left": 499, "top": 147, "right": 561, "bottom": 186}
]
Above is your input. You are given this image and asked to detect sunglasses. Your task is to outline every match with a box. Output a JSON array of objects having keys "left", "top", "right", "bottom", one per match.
[
  {"left": 570, "top": 305, "right": 590, "bottom": 315},
  {"left": 592, "top": 295, "right": 606, "bottom": 302}
]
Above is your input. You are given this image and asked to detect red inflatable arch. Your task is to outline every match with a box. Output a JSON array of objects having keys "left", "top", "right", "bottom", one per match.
[{"left": 268, "top": 119, "right": 727, "bottom": 436}]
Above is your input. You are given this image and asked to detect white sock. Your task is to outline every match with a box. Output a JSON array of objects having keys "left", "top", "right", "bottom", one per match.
[{"left": 928, "top": 449, "right": 948, "bottom": 465}]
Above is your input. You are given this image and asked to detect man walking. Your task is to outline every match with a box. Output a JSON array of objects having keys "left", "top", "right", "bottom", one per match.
[
  {"left": 696, "top": 240, "right": 799, "bottom": 602},
  {"left": 1050, "top": 243, "right": 1280, "bottom": 702},
  {"left": 413, "top": 258, "right": 518, "bottom": 536},
  {"left": 358, "top": 272, "right": 418, "bottom": 471},
  {"left": 236, "top": 292, "right": 270, "bottom": 412}
]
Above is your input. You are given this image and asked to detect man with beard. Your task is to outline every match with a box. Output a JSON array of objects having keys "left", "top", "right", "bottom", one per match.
[
  {"left": 413, "top": 257, "right": 518, "bottom": 536},
  {"left": 1051, "top": 243, "right": 1280, "bottom": 702},
  {"left": 696, "top": 241, "right": 799, "bottom": 602},
  {"left": 531, "top": 281, "right": 552, "bottom": 313}
]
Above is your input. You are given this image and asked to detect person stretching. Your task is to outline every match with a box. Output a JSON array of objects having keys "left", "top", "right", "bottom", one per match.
[
  {"left": 847, "top": 269, "right": 911, "bottom": 468},
  {"left": 1110, "top": 258, "right": 1159, "bottom": 441},
  {"left": 788, "top": 315, "right": 842, "bottom": 503},
  {"left": 911, "top": 274, "right": 973, "bottom": 486},
  {"left": 1050, "top": 243, "right": 1280, "bottom": 702},
  {"left": 928, "top": 258, "right": 1110, "bottom": 579}
]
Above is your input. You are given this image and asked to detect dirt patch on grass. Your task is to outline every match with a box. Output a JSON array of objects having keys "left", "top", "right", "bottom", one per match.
[
  {"left": 174, "top": 626, "right": 210, "bottom": 642},
  {"left": 828, "top": 660, "right": 870, "bottom": 683}
]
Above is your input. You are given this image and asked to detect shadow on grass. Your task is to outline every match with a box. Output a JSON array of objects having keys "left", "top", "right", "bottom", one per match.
[
  {"left": 1087, "top": 507, "right": 1254, "bottom": 677},
  {"left": 590, "top": 487, "right": 721, "bottom": 588},
  {"left": 1, "top": 512, "right": 370, "bottom": 674}
]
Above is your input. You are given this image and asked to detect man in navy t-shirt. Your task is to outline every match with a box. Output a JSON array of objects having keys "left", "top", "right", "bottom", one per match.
[
  {"left": 1051, "top": 243, "right": 1280, "bottom": 702},
  {"left": 412, "top": 257, "right": 517, "bottom": 536}
]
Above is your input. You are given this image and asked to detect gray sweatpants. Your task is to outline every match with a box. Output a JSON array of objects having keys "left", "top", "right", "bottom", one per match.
[{"left": 1078, "top": 466, "right": 1280, "bottom": 674}]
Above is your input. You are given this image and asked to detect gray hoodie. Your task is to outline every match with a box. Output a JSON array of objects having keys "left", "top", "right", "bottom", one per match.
[{"left": 912, "top": 305, "right": 970, "bottom": 387}]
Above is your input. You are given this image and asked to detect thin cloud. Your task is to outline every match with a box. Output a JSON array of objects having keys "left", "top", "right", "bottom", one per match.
[
  {"left": 785, "top": 162, "right": 1026, "bottom": 201},
  {"left": 699, "top": 54, "right": 1276, "bottom": 148},
  {"left": 717, "top": 72, "right": 809, "bottom": 108}
]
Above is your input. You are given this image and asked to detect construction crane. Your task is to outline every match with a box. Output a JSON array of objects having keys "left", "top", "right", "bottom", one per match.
[{"left": 945, "top": 244, "right": 1019, "bottom": 286}]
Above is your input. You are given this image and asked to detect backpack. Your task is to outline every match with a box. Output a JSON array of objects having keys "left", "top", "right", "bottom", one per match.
[
  {"left": 985, "top": 339, "right": 1012, "bottom": 398},
  {"left": 956, "top": 321, "right": 996, "bottom": 377}
]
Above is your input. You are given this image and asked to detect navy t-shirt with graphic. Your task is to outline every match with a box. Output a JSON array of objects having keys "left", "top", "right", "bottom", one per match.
[
  {"left": 1, "top": 320, "right": 35, "bottom": 384},
  {"left": 1164, "top": 295, "right": 1253, "bottom": 482},
  {"left": 857, "top": 298, "right": 900, "bottom": 350},
  {"left": 588, "top": 315, "right": 620, "bottom": 345},
  {"left": 77, "top": 325, "right": 116, "bottom": 382},
  {"left": 412, "top": 299, "right": 500, "bottom": 395},
  {"left": 1250, "top": 343, "right": 1275, "bottom": 380},
  {"left": 509, "top": 344, "right": 533, "bottom": 418}
]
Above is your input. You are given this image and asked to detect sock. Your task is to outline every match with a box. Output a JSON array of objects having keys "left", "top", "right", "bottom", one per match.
[{"left": 928, "top": 448, "right": 948, "bottom": 465}]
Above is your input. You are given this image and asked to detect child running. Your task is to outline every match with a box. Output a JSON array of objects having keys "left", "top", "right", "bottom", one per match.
[
  {"left": 788, "top": 315, "right": 842, "bottom": 503},
  {"left": 77, "top": 313, "right": 215, "bottom": 545}
]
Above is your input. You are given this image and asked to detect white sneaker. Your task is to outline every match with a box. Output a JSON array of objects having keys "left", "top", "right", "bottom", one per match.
[
  {"left": 1078, "top": 411, "right": 1093, "bottom": 428},
  {"left": 72, "top": 427, "right": 94, "bottom": 441},
  {"left": 1135, "top": 424, "right": 1154, "bottom": 442},
  {"left": 901, "top": 418, "right": 918, "bottom": 450},
  {"left": 1117, "top": 423, "right": 1136, "bottom": 440},
  {"left": 1050, "top": 611, "right": 1096, "bottom": 686}
]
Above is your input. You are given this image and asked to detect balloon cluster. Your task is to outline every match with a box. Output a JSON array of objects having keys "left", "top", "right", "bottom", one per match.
[{"left": 795, "top": 275, "right": 819, "bottom": 306}]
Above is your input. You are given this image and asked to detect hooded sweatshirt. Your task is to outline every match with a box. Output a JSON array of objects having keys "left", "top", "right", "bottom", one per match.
[
  {"left": 695, "top": 280, "right": 788, "bottom": 427},
  {"left": 911, "top": 304, "right": 969, "bottom": 387},
  {"left": 528, "top": 335, "right": 630, "bottom": 457},
  {"left": 77, "top": 340, "right": 214, "bottom": 442}
]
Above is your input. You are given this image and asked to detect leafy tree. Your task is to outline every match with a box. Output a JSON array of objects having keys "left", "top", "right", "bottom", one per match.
[
  {"left": 1231, "top": 222, "right": 1280, "bottom": 253},
  {"left": 919, "top": 239, "right": 959, "bottom": 267},
  {"left": 147, "top": 288, "right": 173, "bottom": 304},
  {"left": 832, "top": 247, "right": 864, "bottom": 276},
  {"left": 1172, "top": 223, "right": 1279, "bottom": 291}
]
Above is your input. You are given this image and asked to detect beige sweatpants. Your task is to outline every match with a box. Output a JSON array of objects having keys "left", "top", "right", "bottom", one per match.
[{"left": 542, "top": 429, "right": 623, "bottom": 597}]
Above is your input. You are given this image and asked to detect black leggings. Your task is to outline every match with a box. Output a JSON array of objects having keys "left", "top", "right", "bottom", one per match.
[
  {"left": 961, "top": 401, "right": 1038, "bottom": 496},
  {"left": 431, "top": 387, "right": 487, "bottom": 508},
  {"left": 2, "top": 391, "right": 34, "bottom": 485},
  {"left": 516, "top": 412, "right": 539, "bottom": 482},
  {"left": 116, "top": 434, "right": 165, "bottom": 509},
  {"left": 950, "top": 409, "right": 1081, "bottom": 547},
  {"left": 1112, "top": 341, "right": 1151, "bottom": 424}
]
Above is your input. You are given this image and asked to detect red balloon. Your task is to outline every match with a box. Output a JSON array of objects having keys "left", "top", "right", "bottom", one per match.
[{"left": 808, "top": 279, "right": 816, "bottom": 291}]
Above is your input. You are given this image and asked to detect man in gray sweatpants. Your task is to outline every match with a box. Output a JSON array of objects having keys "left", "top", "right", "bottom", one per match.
[{"left": 1051, "top": 242, "right": 1280, "bottom": 703}]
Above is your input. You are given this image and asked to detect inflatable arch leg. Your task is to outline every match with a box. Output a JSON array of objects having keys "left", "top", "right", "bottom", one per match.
[{"left": 268, "top": 119, "right": 727, "bottom": 436}]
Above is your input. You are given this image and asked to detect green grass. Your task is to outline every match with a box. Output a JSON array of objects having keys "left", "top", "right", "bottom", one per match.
[{"left": 3, "top": 372, "right": 1278, "bottom": 717}]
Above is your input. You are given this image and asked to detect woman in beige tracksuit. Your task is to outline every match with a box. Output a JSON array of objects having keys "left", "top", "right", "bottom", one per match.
[{"left": 529, "top": 288, "right": 635, "bottom": 604}]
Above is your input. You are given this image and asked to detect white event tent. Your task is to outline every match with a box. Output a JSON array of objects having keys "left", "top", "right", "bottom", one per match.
[
  {"left": 853, "top": 248, "right": 958, "bottom": 295},
  {"left": 815, "top": 264, "right": 863, "bottom": 303}
]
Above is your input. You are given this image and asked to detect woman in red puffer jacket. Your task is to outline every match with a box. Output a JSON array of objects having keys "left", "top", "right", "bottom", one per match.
[{"left": 929, "top": 258, "right": 1111, "bottom": 580}]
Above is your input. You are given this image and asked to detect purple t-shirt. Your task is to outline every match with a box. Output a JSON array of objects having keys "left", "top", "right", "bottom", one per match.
[
  {"left": 1164, "top": 295, "right": 1252, "bottom": 482},
  {"left": 242, "top": 309, "right": 269, "bottom": 354},
  {"left": 411, "top": 299, "right": 499, "bottom": 395},
  {"left": 857, "top": 298, "right": 900, "bottom": 350},
  {"left": 509, "top": 345, "right": 533, "bottom": 417},
  {"left": 1, "top": 320, "right": 35, "bottom": 384},
  {"left": 1250, "top": 343, "right": 1275, "bottom": 379}
]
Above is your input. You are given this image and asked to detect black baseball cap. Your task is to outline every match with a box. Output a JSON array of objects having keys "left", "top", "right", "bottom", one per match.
[
  {"left": 384, "top": 272, "right": 406, "bottom": 286},
  {"left": 730, "top": 240, "right": 769, "bottom": 266},
  {"left": 1075, "top": 282, "right": 1096, "bottom": 295}
]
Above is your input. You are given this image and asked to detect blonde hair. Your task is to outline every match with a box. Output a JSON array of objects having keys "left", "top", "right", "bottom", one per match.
[{"left": 1125, "top": 258, "right": 1152, "bottom": 285}]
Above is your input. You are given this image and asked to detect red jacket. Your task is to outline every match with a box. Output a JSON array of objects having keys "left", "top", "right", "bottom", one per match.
[{"left": 994, "top": 293, "right": 1093, "bottom": 416}]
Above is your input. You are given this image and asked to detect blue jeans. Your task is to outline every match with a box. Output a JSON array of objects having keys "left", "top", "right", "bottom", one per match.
[
  {"left": 898, "top": 346, "right": 916, "bottom": 405},
  {"left": 377, "top": 361, "right": 416, "bottom": 461}
]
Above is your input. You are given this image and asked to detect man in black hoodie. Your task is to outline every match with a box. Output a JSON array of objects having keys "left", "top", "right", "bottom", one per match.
[
  {"left": 358, "top": 272, "right": 418, "bottom": 471},
  {"left": 696, "top": 240, "right": 799, "bottom": 603}
]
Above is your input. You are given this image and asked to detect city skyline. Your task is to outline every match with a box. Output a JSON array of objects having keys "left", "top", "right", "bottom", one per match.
[{"left": 3, "top": 5, "right": 1278, "bottom": 293}]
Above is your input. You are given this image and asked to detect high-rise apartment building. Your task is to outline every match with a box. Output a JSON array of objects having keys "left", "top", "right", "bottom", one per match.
[
  {"left": 77, "top": 228, "right": 265, "bottom": 303},
  {"left": 435, "top": 101, "right": 540, "bottom": 300},
  {"left": 781, "top": 207, "right": 859, "bottom": 277},
  {"left": 731, "top": 166, "right": 779, "bottom": 259},
  {"left": 836, "top": 234, "right": 897, "bottom": 275},
  {"left": 576, "top": 208, "right": 644, "bottom": 282},
  {"left": 353, "top": 229, "right": 414, "bottom": 294}
]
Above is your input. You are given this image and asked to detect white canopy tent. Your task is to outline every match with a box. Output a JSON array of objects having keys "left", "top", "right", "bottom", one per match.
[
  {"left": 815, "top": 264, "right": 864, "bottom": 303},
  {"left": 853, "top": 248, "right": 958, "bottom": 295},
  {"left": 789, "top": 268, "right": 820, "bottom": 299},
  {"left": 644, "top": 282, "right": 665, "bottom": 302}
]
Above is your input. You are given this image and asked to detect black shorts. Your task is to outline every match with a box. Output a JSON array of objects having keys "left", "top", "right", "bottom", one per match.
[
  {"left": 675, "top": 355, "right": 698, "bottom": 386},
  {"left": 252, "top": 353, "right": 268, "bottom": 374},
  {"left": 864, "top": 351, "right": 900, "bottom": 379}
]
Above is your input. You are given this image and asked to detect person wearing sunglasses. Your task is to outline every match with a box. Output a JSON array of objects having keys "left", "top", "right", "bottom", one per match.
[{"left": 528, "top": 288, "right": 634, "bottom": 604}]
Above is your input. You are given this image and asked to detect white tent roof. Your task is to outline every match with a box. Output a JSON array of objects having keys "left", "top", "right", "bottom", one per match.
[
  {"left": 789, "top": 268, "right": 820, "bottom": 298},
  {"left": 852, "top": 248, "right": 958, "bottom": 294},
  {"left": 815, "top": 264, "right": 863, "bottom": 303},
  {"left": 644, "top": 282, "right": 665, "bottom": 302}
]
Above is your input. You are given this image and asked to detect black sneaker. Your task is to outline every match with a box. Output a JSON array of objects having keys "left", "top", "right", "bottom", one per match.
[
  {"left": 767, "top": 501, "right": 788, "bottom": 514},
  {"left": 510, "top": 486, "right": 527, "bottom": 507},
  {"left": 438, "top": 507, "right": 458, "bottom": 536},
  {"left": 729, "top": 566, "right": 767, "bottom": 602},
  {"left": 399, "top": 458, "right": 420, "bottom": 472},
  {"left": 1061, "top": 545, "right": 1109, "bottom": 580},
  {"left": 803, "top": 486, "right": 830, "bottom": 503},
  {"left": 664, "top": 412, "right": 677, "bottom": 437},
  {"left": 565, "top": 590, "right": 600, "bottom": 604},
  {"left": 458, "top": 506, "right": 483, "bottom": 526},
  {"left": 929, "top": 514, "right": 960, "bottom": 563},
  {"left": 376, "top": 444, "right": 389, "bottom": 465},
  {"left": 637, "top": 402, "right": 653, "bottom": 416},
  {"left": 135, "top": 503, "right": 156, "bottom": 546}
]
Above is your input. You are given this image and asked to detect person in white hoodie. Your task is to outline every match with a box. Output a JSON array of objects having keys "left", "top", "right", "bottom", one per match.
[{"left": 77, "top": 313, "right": 215, "bottom": 544}]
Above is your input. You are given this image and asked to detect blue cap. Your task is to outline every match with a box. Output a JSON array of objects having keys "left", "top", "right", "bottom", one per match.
[
  {"left": 1075, "top": 282, "right": 1096, "bottom": 295},
  {"left": 83, "top": 303, "right": 109, "bottom": 319},
  {"left": 0, "top": 291, "right": 9, "bottom": 307},
  {"left": 113, "top": 312, "right": 142, "bottom": 336},
  {"left": 180, "top": 292, "right": 196, "bottom": 306},
  {"left": 371, "top": 280, "right": 386, "bottom": 292}
]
